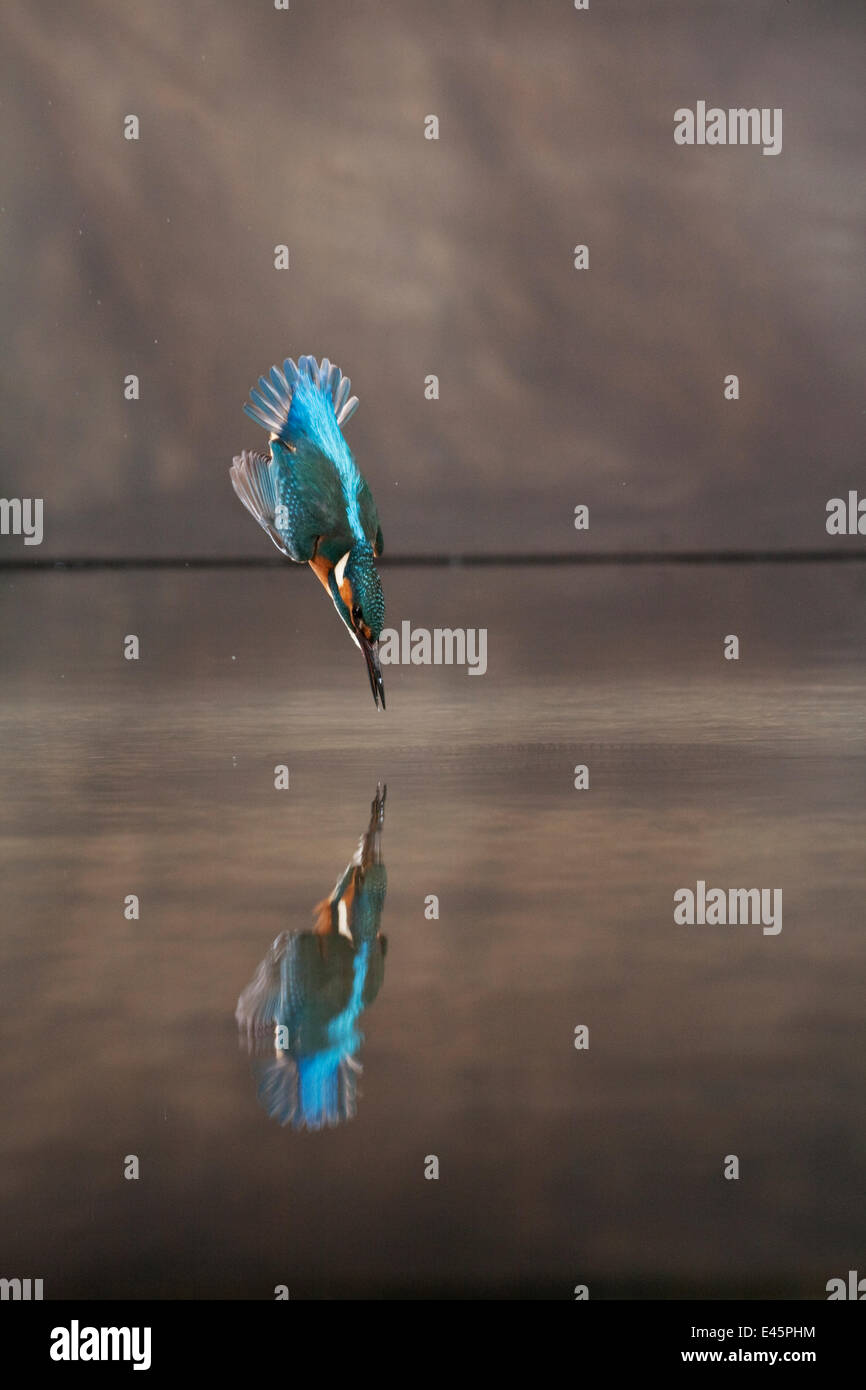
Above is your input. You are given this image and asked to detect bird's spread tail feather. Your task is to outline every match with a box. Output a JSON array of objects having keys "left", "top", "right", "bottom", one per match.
[{"left": 243, "top": 355, "right": 359, "bottom": 440}]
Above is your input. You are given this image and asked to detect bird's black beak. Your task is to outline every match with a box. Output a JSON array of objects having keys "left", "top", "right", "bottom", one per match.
[{"left": 359, "top": 632, "right": 386, "bottom": 710}]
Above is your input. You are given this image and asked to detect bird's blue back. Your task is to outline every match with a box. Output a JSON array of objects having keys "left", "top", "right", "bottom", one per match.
[{"left": 287, "top": 377, "right": 365, "bottom": 539}]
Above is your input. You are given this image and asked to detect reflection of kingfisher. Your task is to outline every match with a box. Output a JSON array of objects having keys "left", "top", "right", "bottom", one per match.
[
  {"left": 236, "top": 785, "right": 388, "bottom": 1130},
  {"left": 230, "top": 355, "right": 386, "bottom": 708}
]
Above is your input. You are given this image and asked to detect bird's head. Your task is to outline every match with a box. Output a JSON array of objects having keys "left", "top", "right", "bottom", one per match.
[{"left": 328, "top": 541, "right": 386, "bottom": 709}]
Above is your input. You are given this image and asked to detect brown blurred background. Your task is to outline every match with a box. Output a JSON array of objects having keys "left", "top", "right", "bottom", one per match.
[{"left": 0, "top": 0, "right": 863, "bottom": 559}]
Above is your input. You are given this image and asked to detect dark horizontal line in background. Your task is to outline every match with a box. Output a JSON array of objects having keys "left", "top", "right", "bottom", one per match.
[{"left": 0, "top": 550, "right": 864, "bottom": 571}]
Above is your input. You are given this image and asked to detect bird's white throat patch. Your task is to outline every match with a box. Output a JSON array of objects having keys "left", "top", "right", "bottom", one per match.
[{"left": 334, "top": 551, "right": 350, "bottom": 588}]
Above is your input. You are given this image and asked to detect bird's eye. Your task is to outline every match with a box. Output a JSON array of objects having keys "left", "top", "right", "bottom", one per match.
[{"left": 352, "top": 605, "right": 362, "bottom": 625}]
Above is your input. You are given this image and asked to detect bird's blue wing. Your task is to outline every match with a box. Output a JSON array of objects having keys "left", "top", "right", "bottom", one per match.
[
  {"left": 357, "top": 477, "right": 383, "bottom": 555},
  {"left": 230, "top": 443, "right": 347, "bottom": 563}
]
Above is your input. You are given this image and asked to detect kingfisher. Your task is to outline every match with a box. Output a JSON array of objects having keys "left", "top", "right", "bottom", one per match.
[
  {"left": 235, "top": 784, "right": 389, "bottom": 1130},
  {"left": 230, "top": 355, "right": 386, "bottom": 708}
]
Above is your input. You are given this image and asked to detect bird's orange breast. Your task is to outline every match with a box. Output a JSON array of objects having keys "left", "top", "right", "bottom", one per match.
[{"left": 308, "top": 553, "right": 333, "bottom": 593}]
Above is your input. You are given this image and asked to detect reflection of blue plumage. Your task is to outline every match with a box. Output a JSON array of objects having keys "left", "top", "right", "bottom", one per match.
[{"left": 236, "top": 785, "right": 388, "bottom": 1130}]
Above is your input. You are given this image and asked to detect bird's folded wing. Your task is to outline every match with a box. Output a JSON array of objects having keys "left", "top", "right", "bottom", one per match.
[{"left": 357, "top": 476, "right": 384, "bottom": 555}]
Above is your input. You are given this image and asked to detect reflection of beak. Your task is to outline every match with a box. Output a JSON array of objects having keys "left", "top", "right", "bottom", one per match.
[
  {"left": 359, "top": 632, "right": 386, "bottom": 710},
  {"left": 362, "top": 783, "right": 387, "bottom": 864}
]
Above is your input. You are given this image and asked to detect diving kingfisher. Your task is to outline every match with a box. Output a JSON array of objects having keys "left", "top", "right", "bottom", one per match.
[
  {"left": 230, "top": 355, "right": 386, "bottom": 708},
  {"left": 235, "top": 783, "right": 389, "bottom": 1130}
]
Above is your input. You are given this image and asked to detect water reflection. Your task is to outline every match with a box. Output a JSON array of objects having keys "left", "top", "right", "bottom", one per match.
[{"left": 235, "top": 784, "right": 388, "bottom": 1130}]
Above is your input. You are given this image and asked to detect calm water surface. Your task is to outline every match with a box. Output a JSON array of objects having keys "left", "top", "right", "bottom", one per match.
[{"left": 1, "top": 564, "right": 864, "bottom": 1297}]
